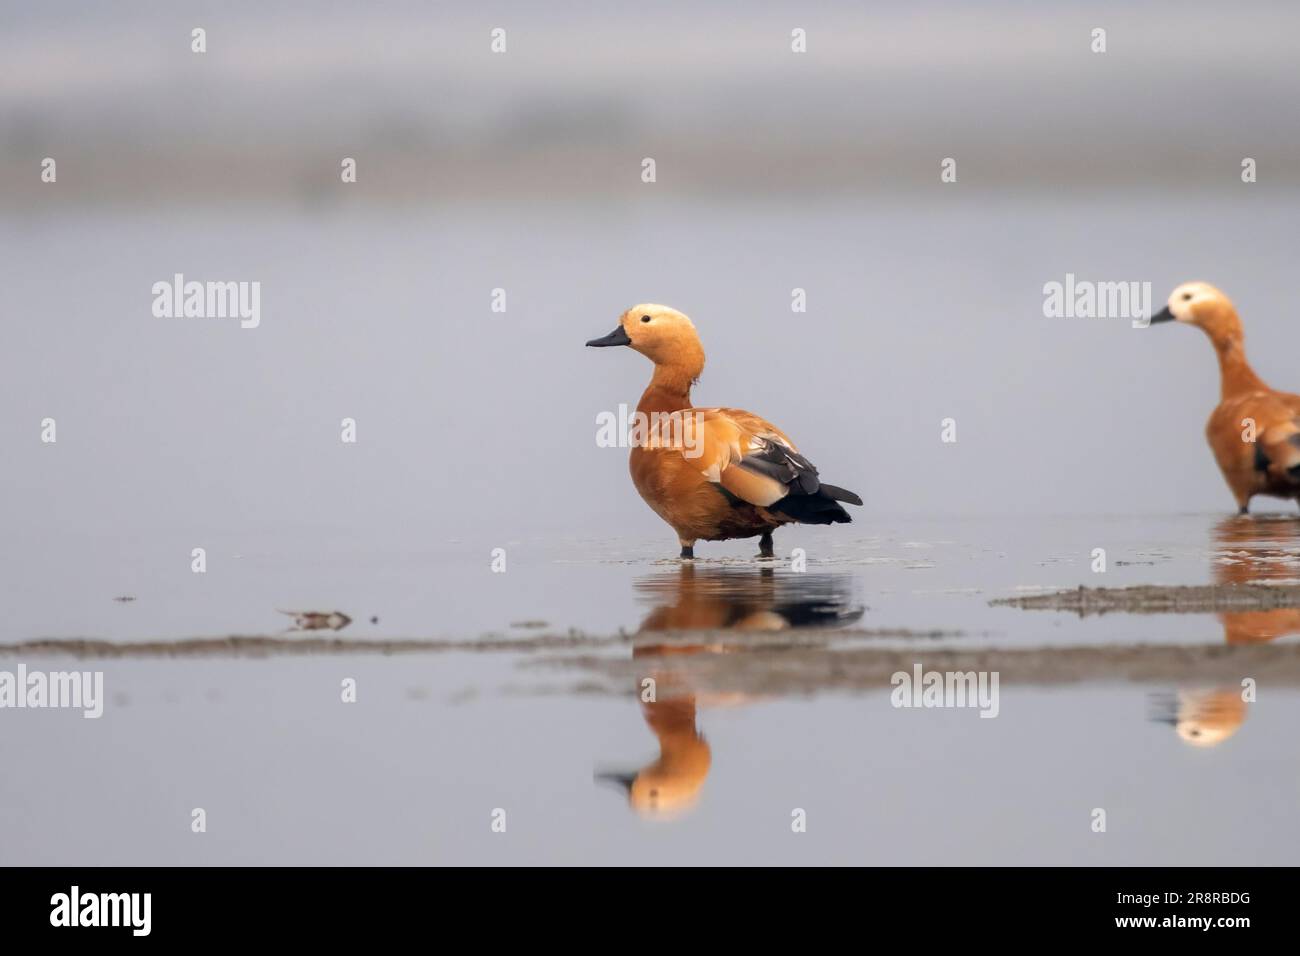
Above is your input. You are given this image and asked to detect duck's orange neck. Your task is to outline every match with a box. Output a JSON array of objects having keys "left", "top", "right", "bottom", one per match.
[
  {"left": 1212, "top": 335, "right": 1268, "bottom": 399},
  {"left": 642, "top": 696, "right": 710, "bottom": 774},
  {"left": 637, "top": 363, "right": 696, "bottom": 415}
]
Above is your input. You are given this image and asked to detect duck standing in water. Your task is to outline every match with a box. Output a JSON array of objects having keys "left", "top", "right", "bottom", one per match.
[
  {"left": 587, "top": 304, "right": 862, "bottom": 558},
  {"left": 1150, "top": 282, "right": 1300, "bottom": 514}
]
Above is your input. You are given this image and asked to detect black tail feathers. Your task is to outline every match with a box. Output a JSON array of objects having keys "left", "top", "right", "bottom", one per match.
[
  {"left": 818, "top": 483, "right": 863, "bottom": 507},
  {"left": 771, "top": 491, "right": 853, "bottom": 525}
]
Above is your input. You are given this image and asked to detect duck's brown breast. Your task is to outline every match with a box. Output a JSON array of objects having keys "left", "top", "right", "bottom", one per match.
[
  {"left": 1207, "top": 393, "right": 1300, "bottom": 499},
  {"left": 629, "top": 446, "right": 780, "bottom": 540}
]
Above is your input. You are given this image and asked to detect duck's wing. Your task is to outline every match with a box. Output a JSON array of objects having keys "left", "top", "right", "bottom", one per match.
[
  {"left": 1256, "top": 420, "right": 1300, "bottom": 484},
  {"left": 684, "top": 407, "right": 861, "bottom": 510},
  {"left": 1229, "top": 395, "right": 1300, "bottom": 483}
]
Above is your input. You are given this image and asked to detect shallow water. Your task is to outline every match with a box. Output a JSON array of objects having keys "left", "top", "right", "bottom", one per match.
[
  {"left": 4, "top": 511, "right": 1300, "bottom": 864},
  {"left": 8, "top": 146, "right": 1300, "bottom": 869},
  {"left": 9, "top": 512, "right": 1300, "bottom": 646}
]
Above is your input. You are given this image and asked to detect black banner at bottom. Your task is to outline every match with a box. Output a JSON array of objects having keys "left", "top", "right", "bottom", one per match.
[{"left": 0, "top": 867, "right": 1279, "bottom": 941}]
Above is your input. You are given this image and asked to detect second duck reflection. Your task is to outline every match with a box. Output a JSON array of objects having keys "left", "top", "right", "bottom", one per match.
[
  {"left": 597, "top": 564, "right": 862, "bottom": 819},
  {"left": 1213, "top": 515, "right": 1300, "bottom": 644},
  {"left": 1155, "top": 516, "right": 1300, "bottom": 747}
]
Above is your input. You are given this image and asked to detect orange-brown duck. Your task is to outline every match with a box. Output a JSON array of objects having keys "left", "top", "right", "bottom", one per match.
[
  {"left": 1151, "top": 282, "right": 1300, "bottom": 514},
  {"left": 587, "top": 304, "right": 862, "bottom": 557}
]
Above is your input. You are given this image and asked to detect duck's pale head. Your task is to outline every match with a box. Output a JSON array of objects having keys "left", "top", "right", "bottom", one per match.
[
  {"left": 1174, "top": 688, "right": 1246, "bottom": 748},
  {"left": 596, "top": 741, "right": 713, "bottom": 821},
  {"left": 586, "top": 304, "right": 705, "bottom": 375},
  {"left": 1150, "top": 281, "right": 1242, "bottom": 343}
]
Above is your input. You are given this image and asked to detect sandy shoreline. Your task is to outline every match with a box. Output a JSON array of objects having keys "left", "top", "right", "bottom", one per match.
[
  {"left": 992, "top": 583, "right": 1300, "bottom": 615},
  {"left": 3, "top": 631, "right": 1295, "bottom": 697}
]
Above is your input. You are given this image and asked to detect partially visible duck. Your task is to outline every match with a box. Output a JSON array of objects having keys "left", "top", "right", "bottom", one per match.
[
  {"left": 1150, "top": 282, "right": 1300, "bottom": 513},
  {"left": 587, "top": 304, "right": 862, "bottom": 558}
]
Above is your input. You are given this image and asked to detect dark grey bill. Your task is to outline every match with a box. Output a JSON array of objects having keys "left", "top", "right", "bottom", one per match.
[
  {"left": 586, "top": 326, "right": 632, "bottom": 347},
  {"left": 594, "top": 771, "right": 636, "bottom": 795}
]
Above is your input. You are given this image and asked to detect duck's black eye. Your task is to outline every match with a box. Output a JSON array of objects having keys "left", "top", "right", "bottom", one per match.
[
  {"left": 641, "top": 314, "right": 651, "bottom": 323},
  {"left": 1182, "top": 293, "right": 1193, "bottom": 301}
]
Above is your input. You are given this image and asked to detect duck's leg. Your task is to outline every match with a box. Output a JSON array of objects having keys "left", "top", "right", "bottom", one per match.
[
  {"left": 679, "top": 537, "right": 695, "bottom": 560},
  {"left": 758, "top": 530, "right": 775, "bottom": 559}
]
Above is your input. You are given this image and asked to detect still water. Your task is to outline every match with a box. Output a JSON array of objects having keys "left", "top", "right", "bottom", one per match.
[{"left": 2, "top": 512, "right": 1298, "bottom": 865}]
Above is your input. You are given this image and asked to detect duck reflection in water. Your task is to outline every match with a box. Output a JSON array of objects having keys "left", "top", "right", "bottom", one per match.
[
  {"left": 1151, "top": 516, "right": 1300, "bottom": 747},
  {"left": 1213, "top": 515, "right": 1300, "bottom": 644},
  {"left": 1150, "top": 688, "right": 1249, "bottom": 748},
  {"left": 596, "top": 563, "right": 862, "bottom": 819}
]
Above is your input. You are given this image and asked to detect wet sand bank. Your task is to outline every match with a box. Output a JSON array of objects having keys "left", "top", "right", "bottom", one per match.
[
  {"left": 993, "top": 583, "right": 1300, "bottom": 615},
  {"left": 531, "top": 640, "right": 1300, "bottom": 697},
  {"left": 6, "top": 631, "right": 1291, "bottom": 699}
]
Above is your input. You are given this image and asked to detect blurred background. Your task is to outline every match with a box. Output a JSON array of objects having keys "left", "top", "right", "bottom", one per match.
[{"left": 4, "top": 0, "right": 1300, "bottom": 550}]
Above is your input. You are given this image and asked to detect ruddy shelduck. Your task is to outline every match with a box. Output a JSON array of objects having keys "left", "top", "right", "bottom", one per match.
[
  {"left": 587, "top": 304, "right": 862, "bottom": 558},
  {"left": 1151, "top": 282, "right": 1300, "bottom": 514}
]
